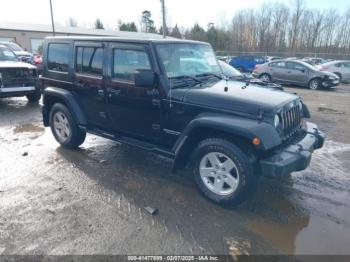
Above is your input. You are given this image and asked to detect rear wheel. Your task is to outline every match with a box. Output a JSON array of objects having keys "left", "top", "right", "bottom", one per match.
[
  {"left": 259, "top": 73, "right": 271, "bottom": 82},
  {"left": 49, "top": 103, "right": 86, "bottom": 149},
  {"left": 192, "top": 138, "right": 257, "bottom": 206},
  {"left": 309, "top": 78, "right": 321, "bottom": 90},
  {"left": 26, "top": 89, "right": 41, "bottom": 103}
]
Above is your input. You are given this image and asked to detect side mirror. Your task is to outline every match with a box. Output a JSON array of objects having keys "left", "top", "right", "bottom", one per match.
[
  {"left": 134, "top": 69, "right": 156, "bottom": 88},
  {"left": 301, "top": 69, "right": 306, "bottom": 73}
]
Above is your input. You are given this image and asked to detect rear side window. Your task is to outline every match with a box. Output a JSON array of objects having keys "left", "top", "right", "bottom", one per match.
[
  {"left": 270, "top": 61, "right": 286, "bottom": 68},
  {"left": 76, "top": 47, "right": 103, "bottom": 75},
  {"left": 112, "top": 49, "right": 151, "bottom": 82},
  {"left": 48, "top": 43, "right": 70, "bottom": 72}
]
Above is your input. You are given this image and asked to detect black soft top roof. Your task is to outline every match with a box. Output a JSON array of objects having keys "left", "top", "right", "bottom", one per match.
[{"left": 45, "top": 36, "right": 207, "bottom": 45}]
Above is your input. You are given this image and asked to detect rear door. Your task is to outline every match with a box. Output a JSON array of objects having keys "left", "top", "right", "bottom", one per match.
[
  {"left": 73, "top": 41, "right": 110, "bottom": 128},
  {"left": 268, "top": 61, "right": 287, "bottom": 82}
]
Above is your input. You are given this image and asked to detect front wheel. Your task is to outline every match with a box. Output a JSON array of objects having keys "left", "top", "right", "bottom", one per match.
[
  {"left": 192, "top": 138, "right": 257, "bottom": 206},
  {"left": 26, "top": 89, "right": 41, "bottom": 102},
  {"left": 309, "top": 78, "right": 320, "bottom": 90},
  {"left": 49, "top": 103, "right": 86, "bottom": 149}
]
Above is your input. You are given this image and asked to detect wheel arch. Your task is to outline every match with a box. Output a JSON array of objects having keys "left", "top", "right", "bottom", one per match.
[
  {"left": 42, "top": 87, "right": 87, "bottom": 127},
  {"left": 172, "top": 113, "right": 281, "bottom": 171},
  {"left": 259, "top": 72, "right": 272, "bottom": 80}
]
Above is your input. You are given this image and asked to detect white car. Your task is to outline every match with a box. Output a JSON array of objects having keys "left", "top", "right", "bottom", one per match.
[{"left": 318, "top": 60, "right": 350, "bottom": 83}]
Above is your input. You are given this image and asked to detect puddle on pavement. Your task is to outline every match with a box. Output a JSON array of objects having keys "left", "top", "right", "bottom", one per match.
[{"left": 245, "top": 140, "right": 350, "bottom": 255}]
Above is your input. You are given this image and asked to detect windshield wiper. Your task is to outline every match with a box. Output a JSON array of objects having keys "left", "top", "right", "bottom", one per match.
[
  {"left": 169, "top": 75, "right": 204, "bottom": 89},
  {"left": 195, "top": 72, "right": 223, "bottom": 79}
]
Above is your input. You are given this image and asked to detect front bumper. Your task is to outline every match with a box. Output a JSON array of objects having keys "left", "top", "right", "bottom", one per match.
[
  {"left": 259, "top": 122, "right": 325, "bottom": 176},
  {"left": 322, "top": 78, "right": 339, "bottom": 88},
  {"left": 0, "top": 86, "right": 37, "bottom": 98}
]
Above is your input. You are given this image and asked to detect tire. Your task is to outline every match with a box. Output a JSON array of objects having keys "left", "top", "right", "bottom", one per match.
[
  {"left": 26, "top": 89, "right": 41, "bottom": 103},
  {"left": 309, "top": 78, "right": 321, "bottom": 90},
  {"left": 259, "top": 73, "right": 271, "bottom": 82},
  {"left": 49, "top": 103, "right": 86, "bottom": 149},
  {"left": 192, "top": 138, "right": 257, "bottom": 206}
]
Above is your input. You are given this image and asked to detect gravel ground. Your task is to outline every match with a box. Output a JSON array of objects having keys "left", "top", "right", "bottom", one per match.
[{"left": 0, "top": 85, "right": 349, "bottom": 256}]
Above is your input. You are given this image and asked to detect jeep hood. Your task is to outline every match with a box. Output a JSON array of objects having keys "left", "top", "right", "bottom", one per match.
[
  {"left": 0, "top": 61, "right": 36, "bottom": 69},
  {"left": 180, "top": 80, "right": 298, "bottom": 116}
]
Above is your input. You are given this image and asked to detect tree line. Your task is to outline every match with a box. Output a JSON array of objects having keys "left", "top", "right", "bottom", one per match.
[{"left": 67, "top": 0, "right": 350, "bottom": 58}]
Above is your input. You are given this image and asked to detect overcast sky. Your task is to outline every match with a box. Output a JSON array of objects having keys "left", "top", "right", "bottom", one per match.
[{"left": 1, "top": 0, "right": 350, "bottom": 30}]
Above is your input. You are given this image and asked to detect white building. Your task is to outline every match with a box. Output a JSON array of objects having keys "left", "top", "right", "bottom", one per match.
[{"left": 0, "top": 21, "right": 165, "bottom": 54}]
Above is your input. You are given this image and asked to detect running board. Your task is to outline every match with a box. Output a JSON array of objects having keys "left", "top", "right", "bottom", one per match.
[{"left": 87, "top": 127, "right": 175, "bottom": 159}]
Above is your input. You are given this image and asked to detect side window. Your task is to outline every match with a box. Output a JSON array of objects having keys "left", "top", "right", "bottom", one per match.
[
  {"left": 287, "top": 62, "right": 306, "bottom": 71},
  {"left": 113, "top": 49, "right": 151, "bottom": 82},
  {"left": 270, "top": 61, "right": 286, "bottom": 68},
  {"left": 75, "top": 47, "right": 103, "bottom": 75},
  {"left": 48, "top": 43, "right": 70, "bottom": 72},
  {"left": 342, "top": 62, "right": 350, "bottom": 68}
]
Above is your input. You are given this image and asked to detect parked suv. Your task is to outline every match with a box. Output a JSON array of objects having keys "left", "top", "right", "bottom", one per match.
[
  {"left": 229, "top": 55, "right": 266, "bottom": 73},
  {"left": 253, "top": 59, "right": 339, "bottom": 90},
  {"left": 0, "top": 45, "right": 40, "bottom": 102},
  {"left": 41, "top": 37, "right": 324, "bottom": 206}
]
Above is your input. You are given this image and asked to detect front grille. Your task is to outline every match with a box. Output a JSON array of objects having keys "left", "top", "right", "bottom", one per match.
[
  {"left": 281, "top": 103, "right": 301, "bottom": 139},
  {"left": 0, "top": 68, "right": 36, "bottom": 88}
]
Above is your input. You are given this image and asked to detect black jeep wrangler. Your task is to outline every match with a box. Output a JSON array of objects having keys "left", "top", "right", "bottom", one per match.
[{"left": 41, "top": 37, "right": 325, "bottom": 206}]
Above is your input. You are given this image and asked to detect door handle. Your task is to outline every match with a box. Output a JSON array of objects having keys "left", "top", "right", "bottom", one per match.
[
  {"left": 152, "top": 98, "right": 160, "bottom": 107},
  {"left": 74, "top": 80, "right": 86, "bottom": 89},
  {"left": 109, "top": 89, "right": 121, "bottom": 95},
  {"left": 98, "top": 89, "right": 104, "bottom": 96}
]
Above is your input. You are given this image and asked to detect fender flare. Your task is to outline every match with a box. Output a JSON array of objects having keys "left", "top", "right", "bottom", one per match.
[
  {"left": 172, "top": 113, "right": 282, "bottom": 171},
  {"left": 42, "top": 87, "right": 87, "bottom": 126}
]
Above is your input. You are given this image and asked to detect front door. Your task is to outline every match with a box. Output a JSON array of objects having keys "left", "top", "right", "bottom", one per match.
[
  {"left": 286, "top": 62, "right": 309, "bottom": 85},
  {"left": 73, "top": 42, "right": 111, "bottom": 128},
  {"left": 106, "top": 43, "right": 161, "bottom": 142}
]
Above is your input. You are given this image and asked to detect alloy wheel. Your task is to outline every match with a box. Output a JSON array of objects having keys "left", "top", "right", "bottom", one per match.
[
  {"left": 199, "top": 152, "right": 240, "bottom": 196},
  {"left": 53, "top": 111, "right": 71, "bottom": 142}
]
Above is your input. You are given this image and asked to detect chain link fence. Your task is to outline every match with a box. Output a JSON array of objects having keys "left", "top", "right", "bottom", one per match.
[{"left": 215, "top": 51, "right": 350, "bottom": 60}]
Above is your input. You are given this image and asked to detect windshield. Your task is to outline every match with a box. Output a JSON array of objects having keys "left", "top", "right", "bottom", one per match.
[
  {"left": 298, "top": 60, "right": 319, "bottom": 71},
  {"left": 0, "top": 46, "right": 18, "bottom": 61},
  {"left": 7, "top": 42, "right": 23, "bottom": 52},
  {"left": 156, "top": 43, "right": 221, "bottom": 78},
  {"left": 218, "top": 60, "right": 243, "bottom": 78}
]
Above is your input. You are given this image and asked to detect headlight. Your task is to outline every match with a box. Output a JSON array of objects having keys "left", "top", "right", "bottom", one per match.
[{"left": 274, "top": 114, "right": 280, "bottom": 128}]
